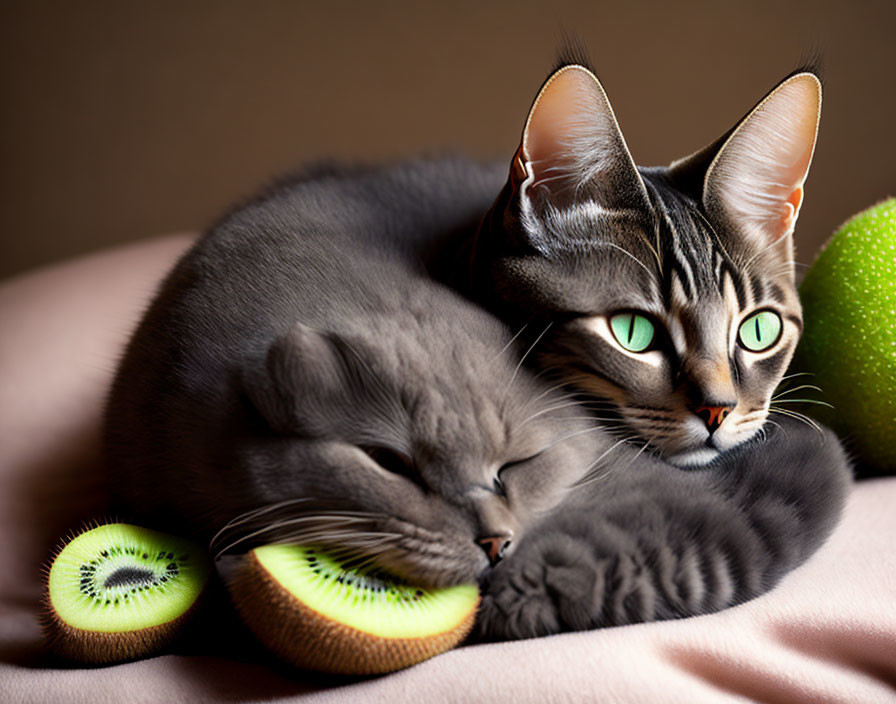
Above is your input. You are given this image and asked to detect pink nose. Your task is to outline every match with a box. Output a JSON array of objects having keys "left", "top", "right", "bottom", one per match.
[
  {"left": 478, "top": 534, "right": 512, "bottom": 564},
  {"left": 694, "top": 404, "right": 733, "bottom": 433}
]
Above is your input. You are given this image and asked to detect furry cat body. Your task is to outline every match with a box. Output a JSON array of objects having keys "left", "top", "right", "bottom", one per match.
[
  {"left": 106, "top": 62, "right": 852, "bottom": 643},
  {"left": 106, "top": 159, "right": 606, "bottom": 588},
  {"left": 106, "top": 157, "right": 849, "bottom": 642}
]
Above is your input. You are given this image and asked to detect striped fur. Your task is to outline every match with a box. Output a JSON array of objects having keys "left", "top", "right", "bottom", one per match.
[{"left": 470, "top": 65, "right": 817, "bottom": 466}]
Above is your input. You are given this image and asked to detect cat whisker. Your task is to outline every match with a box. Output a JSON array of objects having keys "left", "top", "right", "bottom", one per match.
[
  {"left": 277, "top": 532, "right": 399, "bottom": 549},
  {"left": 488, "top": 323, "right": 529, "bottom": 367},
  {"left": 214, "top": 515, "right": 394, "bottom": 560},
  {"left": 770, "top": 398, "right": 834, "bottom": 408},
  {"left": 594, "top": 242, "right": 654, "bottom": 278},
  {"left": 502, "top": 321, "right": 553, "bottom": 406},
  {"left": 768, "top": 407, "right": 823, "bottom": 435},
  {"left": 762, "top": 417, "right": 785, "bottom": 435},
  {"left": 217, "top": 528, "right": 399, "bottom": 562},
  {"left": 778, "top": 371, "right": 816, "bottom": 382},
  {"left": 771, "top": 384, "right": 823, "bottom": 399},
  {"left": 211, "top": 505, "right": 382, "bottom": 550},
  {"left": 571, "top": 436, "right": 636, "bottom": 487},
  {"left": 520, "top": 380, "right": 580, "bottom": 410},
  {"left": 210, "top": 498, "right": 316, "bottom": 550},
  {"left": 518, "top": 401, "right": 593, "bottom": 427},
  {"left": 550, "top": 416, "right": 626, "bottom": 423},
  {"left": 743, "top": 224, "right": 792, "bottom": 272},
  {"left": 538, "top": 423, "right": 618, "bottom": 455}
]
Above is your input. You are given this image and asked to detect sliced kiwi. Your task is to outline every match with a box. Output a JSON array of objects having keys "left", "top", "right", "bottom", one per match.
[
  {"left": 43, "top": 523, "right": 211, "bottom": 664},
  {"left": 227, "top": 544, "right": 480, "bottom": 674}
]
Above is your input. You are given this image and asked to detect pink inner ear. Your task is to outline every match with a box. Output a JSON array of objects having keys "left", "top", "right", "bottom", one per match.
[
  {"left": 788, "top": 186, "right": 804, "bottom": 214},
  {"left": 524, "top": 68, "right": 595, "bottom": 166},
  {"left": 703, "top": 74, "right": 820, "bottom": 247},
  {"left": 782, "top": 186, "right": 804, "bottom": 228}
]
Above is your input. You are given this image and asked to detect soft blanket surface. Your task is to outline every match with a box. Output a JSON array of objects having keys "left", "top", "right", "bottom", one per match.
[{"left": 1, "top": 237, "right": 894, "bottom": 703}]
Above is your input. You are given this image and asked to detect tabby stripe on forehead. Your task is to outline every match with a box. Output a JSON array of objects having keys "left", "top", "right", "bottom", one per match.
[
  {"left": 768, "top": 281, "right": 788, "bottom": 305},
  {"left": 658, "top": 202, "right": 700, "bottom": 300},
  {"left": 713, "top": 249, "right": 724, "bottom": 284},
  {"left": 659, "top": 252, "right": 705, "bottom": 311},
  {"left": 717, "top": 260, "right": 748, "bottom": 311},
  {"left": 748, "top": 272, "right": 765, "bottom": 306}
]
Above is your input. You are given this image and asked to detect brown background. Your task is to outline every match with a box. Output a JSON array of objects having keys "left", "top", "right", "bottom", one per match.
[{"left": 1, "top": 0, "right": 894, "bottom": 281}]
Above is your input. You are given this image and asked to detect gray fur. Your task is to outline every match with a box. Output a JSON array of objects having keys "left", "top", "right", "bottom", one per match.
[
  {"left": 106, "top": 158, "right": 604, "bottom": 589},
  {"left": 477, "top": 416, "right": 849, "bottom": 640},
  {"left": 105, "top": 82, "right": 849, "bottom": 642}
]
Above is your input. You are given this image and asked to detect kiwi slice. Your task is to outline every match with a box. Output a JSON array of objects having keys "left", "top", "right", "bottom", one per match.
[
  {"left": 43, "top": 523, "right": 211, "bottom": 664},
  {"left": 227, "top": 544, "right": 479, "bottom": 674}
]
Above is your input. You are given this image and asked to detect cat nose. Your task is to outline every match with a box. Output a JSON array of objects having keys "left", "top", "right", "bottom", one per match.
[
  {"left": 693, "top": 404, "right": 734, "bottom": 433},
  {"left": 478, "top": 533, "right": 513, "bottom": 565}
]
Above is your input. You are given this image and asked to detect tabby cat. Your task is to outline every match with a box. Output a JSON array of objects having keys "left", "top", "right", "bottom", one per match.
[
  {"left": 467, "top": 62, "right": 823, "bottom": 467},
  {"left": 104, "top": 62, "right": 850, "bottom": 644},
  {"left": 467, "top": 62, "right": 852, "bottom": 637}
]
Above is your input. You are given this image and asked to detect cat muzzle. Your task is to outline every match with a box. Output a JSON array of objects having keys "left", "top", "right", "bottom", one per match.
[{"left": 478, "top": 534, "right": 513, "bottom": 565}]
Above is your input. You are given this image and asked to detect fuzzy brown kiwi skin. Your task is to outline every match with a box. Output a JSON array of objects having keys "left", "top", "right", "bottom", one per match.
[
  {"left": 229, "top": 551, "right": 479, "bottom": 675},
  {"left": 41, "top": 596, "right": 204, "bottom": 665},
  {"left": 40, "top": 523, "right": 210, "bottom": 665}
]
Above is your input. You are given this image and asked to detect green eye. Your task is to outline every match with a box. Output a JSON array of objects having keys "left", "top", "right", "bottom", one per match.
[
  {"left": 609, "top": 312, "right": 655, "bottom": 352},
  {"left": 738, "top": 310, "right": 782, "bottom": 352}
]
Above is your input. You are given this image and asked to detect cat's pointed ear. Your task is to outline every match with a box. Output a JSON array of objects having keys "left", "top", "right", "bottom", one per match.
[
  {"left": 672, "top": 72, "right": 821, "bottom": 262},
  {"left": 245, "top": 323, "right": 346, "bottom": 432},
  {"left": 511, "top": 64, "right": 650, "bottom": 212}
]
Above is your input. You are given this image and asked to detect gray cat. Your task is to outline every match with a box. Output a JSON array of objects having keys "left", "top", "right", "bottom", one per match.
[
  {"left": 105, "top": 161, "right": 604, "bottom": 590},
  {"left": 105, "top": 67, "right": 850, "bottom": 644}
]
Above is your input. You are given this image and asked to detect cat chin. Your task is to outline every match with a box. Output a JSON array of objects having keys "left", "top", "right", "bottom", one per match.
[{"left": 664, "top": 447, "right": 720, "bottom": 468}]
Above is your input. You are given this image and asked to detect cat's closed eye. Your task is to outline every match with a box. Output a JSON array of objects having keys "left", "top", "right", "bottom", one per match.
[
  {"left": 494, "top": 451, "right": 544, "bottom": 496},
  {"left": 361, "top": 445, "right": 420, "bottom": 483}
]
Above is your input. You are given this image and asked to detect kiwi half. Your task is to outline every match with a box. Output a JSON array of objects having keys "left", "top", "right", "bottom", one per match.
[
  {"left": 228, "top": 544, "right": 479, "bottom": 674},
  {"left": 43, "top": 523, "right": 211, "bottom": 664}
]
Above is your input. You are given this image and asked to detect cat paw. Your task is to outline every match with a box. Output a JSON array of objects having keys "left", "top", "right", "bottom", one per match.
[{"left": 477, "top": 531, "right": 602, "bottom": 641}]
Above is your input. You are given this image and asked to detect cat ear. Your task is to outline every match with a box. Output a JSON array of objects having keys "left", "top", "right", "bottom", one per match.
[
  {"left": 512, "top": 64, "right": 650, "bottom": 212},
  {"left": 672, "top": 72, "right": 821, "bottom": 263},
  {"left": 245, "top": 323, "right": 346, "bottom": 432}
]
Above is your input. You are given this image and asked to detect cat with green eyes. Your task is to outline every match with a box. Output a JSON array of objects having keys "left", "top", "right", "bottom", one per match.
[
  {"left": 466, "top": 61, "right": 818, "bottom": 467},
  {"left": 462, "top": 60, "right": 852, "bottom": 637}
]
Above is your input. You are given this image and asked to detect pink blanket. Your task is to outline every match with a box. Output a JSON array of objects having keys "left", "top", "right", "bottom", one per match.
[{"left": 2, "top": 237, "right": 894, "bottom": 703}]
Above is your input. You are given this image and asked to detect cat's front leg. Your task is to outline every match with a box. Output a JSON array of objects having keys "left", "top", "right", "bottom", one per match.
[
  {"left": 477, "top": 416, "right": 852, "bottom": 643},
  {"left": 476, "top": 520, "right": 643, "bottom": 641}
]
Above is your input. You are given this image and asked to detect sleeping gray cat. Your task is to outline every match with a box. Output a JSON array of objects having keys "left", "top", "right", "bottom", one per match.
[
  {"left": 105, "top": 158, "right": 848, "bottom": 643},
  {"left": 105, "top": 161, "right": 606, "bottom": 589}
]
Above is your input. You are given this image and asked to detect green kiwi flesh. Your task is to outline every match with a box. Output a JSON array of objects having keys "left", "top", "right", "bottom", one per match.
[
  {"left": 229, "top": 544, "right": 480, "bottom": 674},
  {"left": 44, "top": 523, "right": 210, "bottom": 663}
]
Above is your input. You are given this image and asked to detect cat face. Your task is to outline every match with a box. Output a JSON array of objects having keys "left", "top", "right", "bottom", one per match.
[
  {"left": 471, "top": 64, "right": 820, "bottom": 466},
  {"left": 225, "top": 300, "right": 604, "bottom": 588}
]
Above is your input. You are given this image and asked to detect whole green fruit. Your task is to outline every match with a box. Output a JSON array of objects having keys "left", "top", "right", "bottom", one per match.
[{"left": 793, "top": 198, "right": 896, "bottom": 472}]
